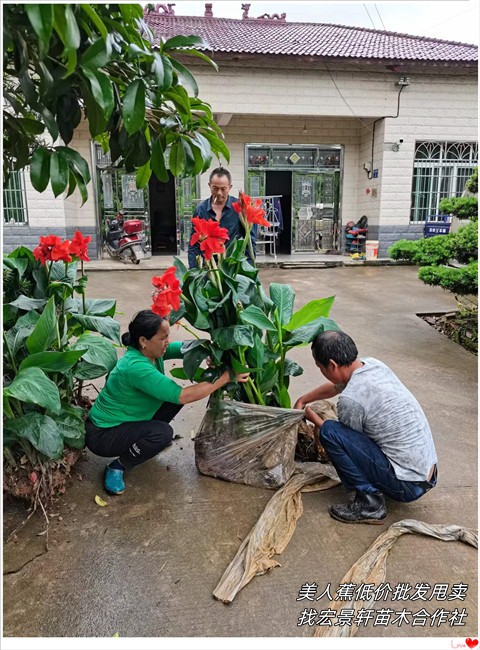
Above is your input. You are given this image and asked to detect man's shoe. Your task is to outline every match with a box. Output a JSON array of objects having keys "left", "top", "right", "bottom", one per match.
[
  {"left": 329, "top": 490, "right": 386, "bottom": 524},
  {"left": 104, "top": 465, "right": 125, "bottom": 495}
]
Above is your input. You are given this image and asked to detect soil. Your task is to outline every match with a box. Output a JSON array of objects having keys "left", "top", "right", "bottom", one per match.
[
  {"left": 3, "top": 447, "right": 85, "bottom": 505},
  {"left": 420, "top": 309, "right": 478, "bottom": 354},
  {"left": 3, "top": 392, "right": 95, "bottom": 507}
]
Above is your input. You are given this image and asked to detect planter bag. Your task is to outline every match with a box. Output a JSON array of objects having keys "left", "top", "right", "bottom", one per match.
[{"left": 194, "top": 400, "right": 305, "bottom": 489}]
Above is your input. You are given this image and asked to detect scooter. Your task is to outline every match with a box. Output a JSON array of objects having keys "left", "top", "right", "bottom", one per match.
[{"left": 103, "top": 212, "right": 148, "bottom": 264}]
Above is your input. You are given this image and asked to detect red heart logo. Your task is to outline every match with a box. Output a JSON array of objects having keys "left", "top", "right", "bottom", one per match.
[{"left": 466, "top": 640, "right": 478, "bottom": 649}]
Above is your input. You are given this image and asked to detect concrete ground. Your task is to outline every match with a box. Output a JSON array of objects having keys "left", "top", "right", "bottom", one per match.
[{"left": 3, "top": 266, "right": 478, "bottom": 639}]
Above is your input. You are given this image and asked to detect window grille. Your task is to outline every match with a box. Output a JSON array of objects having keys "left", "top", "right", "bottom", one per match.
[
  {"left": 3, "top": 170, "right": 28, "bottom": 224},
  {"left": 411, "top": 141, "right": 478, "bottom": 222}
]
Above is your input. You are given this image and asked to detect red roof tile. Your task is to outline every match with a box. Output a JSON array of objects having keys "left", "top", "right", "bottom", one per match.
[{"left": 145, "top": 12, "right": 478, "bottom": 63}]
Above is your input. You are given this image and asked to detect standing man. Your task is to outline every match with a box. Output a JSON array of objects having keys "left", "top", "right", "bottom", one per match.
[
  {"left": 294, "top": 330, "right": 438, "bottom": 525},
  {"left": 187, "top": 167, "right": 256, "bottom": 268}
]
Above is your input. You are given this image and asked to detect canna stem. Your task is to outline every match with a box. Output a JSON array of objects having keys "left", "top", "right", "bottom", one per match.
[
  {"left": 81, "top": 260, "right": 87, "bottom": 313},
  {"left": 208, "top": 257, "right": 224, "bottom": 296},
  {"left": 3, "top": 331, "right": 18, "bottom": 375},
  {"left": 46, "top": 260, "right": 53, "bottom": 287},
  {"left": 178, "top": 321, "right": 201, "bottom": 340},
  {"left": 238, "top": 348, "right": 265, "bottom": 405}
]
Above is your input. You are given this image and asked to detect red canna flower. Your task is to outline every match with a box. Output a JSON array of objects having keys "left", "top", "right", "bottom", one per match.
[
  {"left": 69, "top": 230, "right": 91, "bottom": 262},
  {"left": 232, "top": 192, "right": 270, "bottom": 228},
  {"left": 151, "top": 266, "right": 182, "bottom": 317},
  {"left": 33, "top": 235, "right": 72, "bottom": 264},
  {"left": 50, "top": 240, "right": 73, "bottom": 263},
  {"left": 190, "top": 217, "right": 229, "bottom": 261}
]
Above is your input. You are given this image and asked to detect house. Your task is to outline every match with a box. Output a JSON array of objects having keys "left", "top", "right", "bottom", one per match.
[{"left": 3, "top": 3, "right": 478, "bottom": 259}]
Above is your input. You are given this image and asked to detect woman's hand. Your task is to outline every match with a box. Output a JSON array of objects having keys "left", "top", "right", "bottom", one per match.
[
  {"left": 179, "top": 370, "right": 249, "bottom": 405},
  {"left": 220, "top": 370, "right": 250, "bottom": 385}
]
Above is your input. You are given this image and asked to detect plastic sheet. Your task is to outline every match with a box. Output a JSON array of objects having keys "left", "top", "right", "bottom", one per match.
[{"left": 194, "top": 400, "right": 306, "bottom": 489}]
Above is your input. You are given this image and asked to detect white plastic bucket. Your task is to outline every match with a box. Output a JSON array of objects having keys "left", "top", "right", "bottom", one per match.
[{"left": 365, "top": 240, "right": 379, "bottom": 260}]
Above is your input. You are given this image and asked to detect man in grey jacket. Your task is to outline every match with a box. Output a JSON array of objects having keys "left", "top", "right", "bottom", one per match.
[{"left": 294, "top": 330, "right": 437, "bottom": 524}]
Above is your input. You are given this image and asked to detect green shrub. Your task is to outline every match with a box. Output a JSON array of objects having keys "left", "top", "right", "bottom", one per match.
[
  {"left": 387, "top": 239, "right": 418, "bottom": 263},
  {"left": 418, "top": 262, "right": 478, "bottom": 295},
  {"left": 466, "top": 167, "right": 478, "bottom": 194},
  {"left": 389, "top": 236, "right": 454, "bottom": 266},
  {"left": 451, "top": 221, "right": 478, "bottom": 264},
  {"left": 439, "top": 196, "right": 478, "bottom": 221},
  {"left": 389, "top": 169, "right": 478, "bottom": 300}
]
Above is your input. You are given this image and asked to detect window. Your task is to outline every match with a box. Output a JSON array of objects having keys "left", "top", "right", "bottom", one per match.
[
  {"left": 410, "top": 141, "right": 478, "bottom": 222},
  {"left": 3, "top": 170, "right": 28, "bottom": 224}
]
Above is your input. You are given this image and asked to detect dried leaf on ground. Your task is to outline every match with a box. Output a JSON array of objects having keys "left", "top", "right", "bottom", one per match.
[
  {"left": 213, "top": 461, "right": 340, "bottom": 603},
  {"left": 314, "top": 519, "right": 478, "bottom": 638}
]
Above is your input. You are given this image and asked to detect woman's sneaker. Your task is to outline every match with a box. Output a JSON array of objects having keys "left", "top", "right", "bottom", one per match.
[{"left": 104, "top": 465, "right": 125, "bottom": 494}]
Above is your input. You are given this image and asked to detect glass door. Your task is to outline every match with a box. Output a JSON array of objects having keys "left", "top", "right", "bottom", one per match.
[
  {"left": 291, "top": 171, "right": 340, "bottom": 252},
  {"left": 292, "top": 172, "right": 318, "bottom": 251}
]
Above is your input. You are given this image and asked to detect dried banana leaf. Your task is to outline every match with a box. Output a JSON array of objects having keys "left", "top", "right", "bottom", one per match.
[
  {"left": 314, "top": 519, "right": 478, "bottom": 637},
  {"left": 213, "top": 461, "right": 340, "bottom": 603}
]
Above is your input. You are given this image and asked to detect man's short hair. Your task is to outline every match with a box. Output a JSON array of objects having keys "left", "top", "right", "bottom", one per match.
[
  {"left": 209, "top": 167, "right": 232, "bottom": 184},
  {"left": 311, "top": 330, "right": 358, "bottom": 367}
]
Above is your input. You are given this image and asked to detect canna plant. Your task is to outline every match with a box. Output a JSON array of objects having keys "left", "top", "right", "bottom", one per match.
[
  {"left": 150, "top": 192, "right": 340, "bottom": 408},
  {"left": 3, "top": 232, "right": 119, "bottom": 487}
]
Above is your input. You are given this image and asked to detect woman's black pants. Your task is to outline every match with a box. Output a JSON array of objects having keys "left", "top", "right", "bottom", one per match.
[{"left": 85, "top": 402, "right": 183, "bottom": 470}]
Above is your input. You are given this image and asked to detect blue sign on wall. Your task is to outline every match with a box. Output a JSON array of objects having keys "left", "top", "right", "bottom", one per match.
[{"left": 373, "top": 169, "right": 379, "bottom": 179}]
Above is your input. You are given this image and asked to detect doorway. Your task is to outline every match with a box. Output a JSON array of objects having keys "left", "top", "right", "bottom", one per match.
[
  {"left": 265, "top": 171, "right": 292, "bottom": 254},
  {"left": 149, "top": 172, "right": 177, "bottom": 254}
]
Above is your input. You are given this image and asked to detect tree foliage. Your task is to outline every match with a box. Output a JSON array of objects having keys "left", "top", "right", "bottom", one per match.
[
  {"left": 3, "top": 4, "right": 229, "bottom": 203},
  {"left": 450, "top": 220, "right": 478, "bottom": 264}
]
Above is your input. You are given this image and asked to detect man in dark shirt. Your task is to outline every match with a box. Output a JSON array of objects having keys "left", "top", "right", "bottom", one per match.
[{"left": 187, "top": 167, "right": 256, "bottom": 268}]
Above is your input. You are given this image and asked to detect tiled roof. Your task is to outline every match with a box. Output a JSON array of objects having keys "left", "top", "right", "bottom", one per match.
[{"left": 145, "top": 12, "right": 478, "bottom": 63}]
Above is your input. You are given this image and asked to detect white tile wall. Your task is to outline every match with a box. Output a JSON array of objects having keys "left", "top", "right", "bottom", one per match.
[
  {"left": 22, "top": 119, "right": 97, "bottom": 232},
  {"left": 63, "top": 120, "right": 97, "bottom": 229},
  {"left": 23, "top": 172, "right": 66, "bottom": 229}
]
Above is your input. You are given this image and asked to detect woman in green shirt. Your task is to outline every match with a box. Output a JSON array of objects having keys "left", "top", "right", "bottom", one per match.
[{"left": 86, "top": 310, "right": 248, "bottom": 495}]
